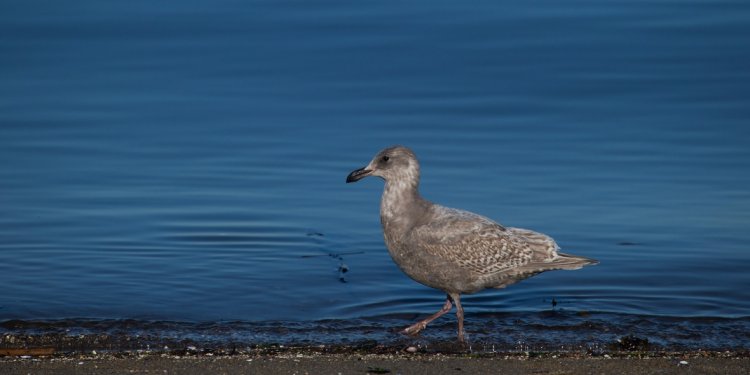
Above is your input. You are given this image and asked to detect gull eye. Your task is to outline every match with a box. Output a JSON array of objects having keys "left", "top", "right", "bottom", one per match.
[{"left": 381, "top": 155, "right": 390, "bottom": 162}]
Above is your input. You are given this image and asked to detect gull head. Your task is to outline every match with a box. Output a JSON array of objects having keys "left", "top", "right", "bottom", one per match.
[{"left": 346, "top": 145, "right": 420, "bottom": 185}]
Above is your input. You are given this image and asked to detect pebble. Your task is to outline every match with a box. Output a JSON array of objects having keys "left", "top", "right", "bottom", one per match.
[
  {"left": 406, "top": 346, "right": 418, "bottom": 353},
  {"left": 679, "top": 360, "right": 689, "bottom": 366}
]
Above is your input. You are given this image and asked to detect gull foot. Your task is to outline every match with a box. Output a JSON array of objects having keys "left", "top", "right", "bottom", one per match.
[{"left": 400, "top": 322, "right": 427, "bottom": 336}]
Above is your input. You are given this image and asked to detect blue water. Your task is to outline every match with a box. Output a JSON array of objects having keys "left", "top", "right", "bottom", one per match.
[{"left": 1, "top": 1, "right": 749, "bottom": 350}]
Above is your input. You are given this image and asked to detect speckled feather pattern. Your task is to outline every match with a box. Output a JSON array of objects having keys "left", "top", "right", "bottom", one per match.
[{"left": 355, "top": 146, "right": 596, "bottom": 295}]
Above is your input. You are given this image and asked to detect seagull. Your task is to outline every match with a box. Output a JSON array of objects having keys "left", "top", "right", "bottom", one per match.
[{"left": 346, "top": 145, "right": 597, "bottom": 342}]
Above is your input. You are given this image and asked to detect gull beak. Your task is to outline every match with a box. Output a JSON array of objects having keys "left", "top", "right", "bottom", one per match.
[{"left": 346, "top": 167, "right": 372, "bottom": 183}]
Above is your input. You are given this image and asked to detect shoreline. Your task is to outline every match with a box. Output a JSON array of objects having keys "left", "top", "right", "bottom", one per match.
[
  {"left": 2, "top": 330, "right": 748, "bottom": 358},
  {"left": 2, "top": 326, "right": 748, "bottom": 373},
  {"left": 2, "top": 349, "right": 749, "bottom": 375}
]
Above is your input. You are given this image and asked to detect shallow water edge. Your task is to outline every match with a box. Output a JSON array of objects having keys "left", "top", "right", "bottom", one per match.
[{"left": 2, "top": 311, "right": 748, "bottom": 354}]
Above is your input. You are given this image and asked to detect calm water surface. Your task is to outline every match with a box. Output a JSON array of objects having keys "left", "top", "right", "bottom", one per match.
[{"left": 1, "top": 1, "right": 749, "bottom": 350}]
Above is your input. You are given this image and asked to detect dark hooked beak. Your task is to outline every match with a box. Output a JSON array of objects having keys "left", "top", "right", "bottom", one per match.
[{"left": 346, "top": 167, "right": 372, "bottom": 183}]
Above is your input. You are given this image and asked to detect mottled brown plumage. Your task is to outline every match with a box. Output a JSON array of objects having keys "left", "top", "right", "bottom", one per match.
[{"left": 346, "top": 145, "right": 597, "bottom": 342}]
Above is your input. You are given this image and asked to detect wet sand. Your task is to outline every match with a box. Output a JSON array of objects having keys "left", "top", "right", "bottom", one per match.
[
  {"left": 1, "top": 330, "right": 748, "bottom": 374},
  {"left": 2, "top": 350, "right": 749, "bottom": 375},
  {"left": 2, "top": 354, "right": 749, "bottom": 375}
]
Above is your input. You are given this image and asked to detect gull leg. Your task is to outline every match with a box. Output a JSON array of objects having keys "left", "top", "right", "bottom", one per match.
[
  {"left": 401, "top": 295, "right": 453, "bottom": 336},
  {"left": 451, "top": 292, "right": 465, "bottom": 343}
]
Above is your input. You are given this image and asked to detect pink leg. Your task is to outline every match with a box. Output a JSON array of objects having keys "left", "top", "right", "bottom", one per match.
[
  {"left": 401, "top": 296, "right": 453, "bottom": 336},
  {"left": 451, "top": 293, "right": 465, "bottom": 343}
]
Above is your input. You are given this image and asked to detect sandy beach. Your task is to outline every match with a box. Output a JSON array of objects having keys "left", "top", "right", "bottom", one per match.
[{"left": 2, "top": 349, "right": 749, "bottom": 375}]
